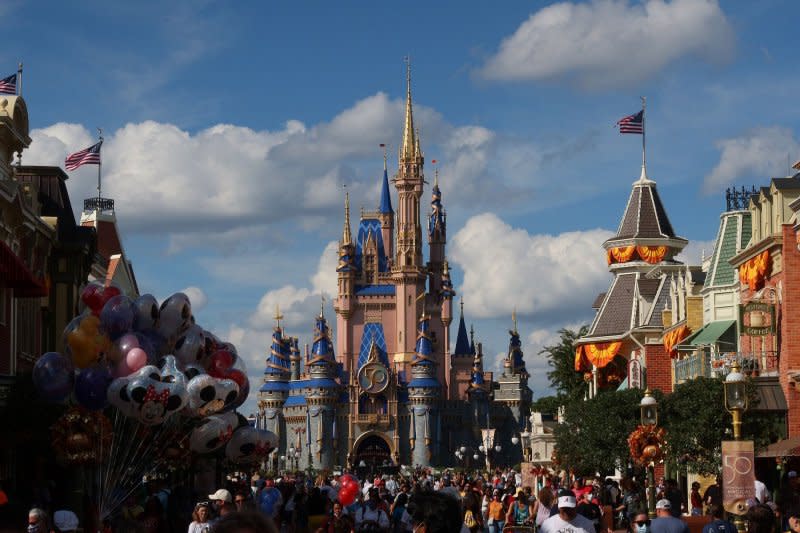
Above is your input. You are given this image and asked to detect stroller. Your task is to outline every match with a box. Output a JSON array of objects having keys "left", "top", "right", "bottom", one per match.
[{"left": 502, "top": 525, "right": 536, "bottom": 533}]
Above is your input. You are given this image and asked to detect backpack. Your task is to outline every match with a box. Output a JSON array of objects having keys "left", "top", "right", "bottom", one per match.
[{"left": 464, "top": 509, "right": 477, "bottom": 528}]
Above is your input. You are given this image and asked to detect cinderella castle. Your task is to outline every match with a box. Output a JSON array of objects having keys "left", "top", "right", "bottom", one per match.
[{"left": 256, "top": 66, "right": 532, "bottom": 471}]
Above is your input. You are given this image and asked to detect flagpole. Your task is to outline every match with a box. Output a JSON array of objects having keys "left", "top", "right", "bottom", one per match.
[
  {"left": 97, "top": 128, "right": 103, "bottom": 200},
  {"left": 17, "top": 62, "right": 22, "bottom": 96},
  {"left": 639, "top": 96, "right": 648, "bottom": 182}
]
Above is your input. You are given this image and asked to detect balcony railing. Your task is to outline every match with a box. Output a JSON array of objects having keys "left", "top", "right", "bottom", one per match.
[
  {"left": 354, "top": 414, "right": 390, "bottom": 427},
  {"left": 674, "top": 352, "right": 711, "bottom": 384},
  {"left": 83, "top": 197, "right": 114, "bottom": 212},
  {"left": 674, "top": 351, "right": 779, "bottom": 384}
]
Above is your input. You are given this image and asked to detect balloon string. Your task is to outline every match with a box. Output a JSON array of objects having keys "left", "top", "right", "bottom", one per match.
[
  {"left": 100, "top": 408, "right": 125, "bottom": 514},
  {"left": 100, "top": 413, "right": 140, "bottom": 514}
]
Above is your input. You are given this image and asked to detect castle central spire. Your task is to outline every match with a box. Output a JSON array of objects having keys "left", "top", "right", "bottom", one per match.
[{"left": 401, "top": 57, "right": 416, "bottom": 162}]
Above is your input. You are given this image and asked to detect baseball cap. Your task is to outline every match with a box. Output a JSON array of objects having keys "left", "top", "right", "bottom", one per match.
[
  {"left": 656, "top": 499, "right": 672, "bottom": 510},
  {"left": 53, "top": 510, "right": 79, "bottom": 532},
  {"left": 208, "top": 489, "right": 232, "bottom": 502},
  {"left": 557, "top": 489, "right": 576, "bottom": 508}
]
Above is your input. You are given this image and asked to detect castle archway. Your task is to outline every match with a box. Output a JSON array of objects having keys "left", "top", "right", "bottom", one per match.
[{"left": 352, "top": 432, "right": 393, "bottom": 474}]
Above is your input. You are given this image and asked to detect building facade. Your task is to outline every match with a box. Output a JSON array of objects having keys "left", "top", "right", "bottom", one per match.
[{"left": 256, "top": 71, "right": 531, "bottom": 470}]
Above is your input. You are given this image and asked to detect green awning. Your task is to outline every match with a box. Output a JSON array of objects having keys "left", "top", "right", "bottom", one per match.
[{"left": 679, "top": 320, "right": 737, "bottom": 348}]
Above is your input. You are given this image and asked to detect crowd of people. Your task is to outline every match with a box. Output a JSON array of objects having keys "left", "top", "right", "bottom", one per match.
[{"left": 17, "top": 467, "right": 800, "bottom": 533}]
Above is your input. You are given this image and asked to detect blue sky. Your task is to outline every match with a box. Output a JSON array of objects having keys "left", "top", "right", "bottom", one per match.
[{"left": 9, "top": 0, "right": 800, "bottom": 415}]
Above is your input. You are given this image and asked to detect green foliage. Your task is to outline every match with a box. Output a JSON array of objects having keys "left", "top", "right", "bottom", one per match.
[
  {"left": 530, "top": 395, "right": 561, "bottom": 416},
  {"left": 553, "top": 388, "right": 643, "bottom": 476},
  {"left": 659, "top": 376, "right": 786, "bottom": 476},
  {"left": 539, "top": 325, "right": 589, "bottom": 399},
  {"left": 659, "top": 377, "right": 726, "bottom": 476}
]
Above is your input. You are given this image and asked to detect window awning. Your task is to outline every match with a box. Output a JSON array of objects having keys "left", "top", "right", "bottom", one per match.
[
  {"left": 0, "top": 240, "right": 47, "bottom": 297},
  {"left": 756, "top": 436, "right": 800, "bottom": 458},
  {"left": 678, "top": 320, "right": 736, "bottom": 350}
]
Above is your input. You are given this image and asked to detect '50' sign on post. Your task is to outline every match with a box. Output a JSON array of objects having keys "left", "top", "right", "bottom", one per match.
[{"left": 722, "top": 440, "right": 755, "bottom": 515}]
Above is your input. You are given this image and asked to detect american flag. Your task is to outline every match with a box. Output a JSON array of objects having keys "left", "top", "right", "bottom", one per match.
[
  {"left": 616, "top": 110, "right": 644, "bottom": 134},
  {"left": 0, "top": 74, "right": 16, "bottom": 95},
  {"left": 65, "top": 141, "right": 102, "bottom": 171}
]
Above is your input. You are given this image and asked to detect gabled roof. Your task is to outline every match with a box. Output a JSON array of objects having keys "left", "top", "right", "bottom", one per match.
[
  {"left": 705, "top": 210, "right": 750, "bottom": 290},
  {"left": 355, "top": 218, "right": 388, "bottom": 272}
]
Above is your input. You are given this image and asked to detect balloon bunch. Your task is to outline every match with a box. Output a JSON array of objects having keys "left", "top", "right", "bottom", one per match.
[
  {"left": 338, "top": 474, "right": 360, "bottom": 506},
  {"left": 32, "top": 282, "right": 276, "bottom": 520}
]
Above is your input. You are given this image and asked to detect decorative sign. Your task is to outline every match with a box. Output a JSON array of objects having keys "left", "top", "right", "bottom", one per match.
[
  {"left": 629, "top": 358, "right": 642, "bottom": 390},
  {"left": 520, "top": 462, "right": 536, "bottom": 489},
  {"left": 358, "top": 362, "right": 389, "bottom": 394},
  {"left": 722, "top": 440, "right": 755, "bottom": 515},
  {"left": 739, "top": 301, "right": 775, "bottom": 336}
]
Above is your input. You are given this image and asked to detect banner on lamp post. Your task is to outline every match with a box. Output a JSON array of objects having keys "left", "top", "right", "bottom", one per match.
[{"left": 722, "top": 440, "right": 755, "bottom": 515}]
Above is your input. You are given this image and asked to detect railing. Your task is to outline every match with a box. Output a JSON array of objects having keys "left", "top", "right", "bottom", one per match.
[
  {"left": 83, "top": 197, "right": 114, "bottom": 212},
  {"left": 674, "top": 352, "right": 711, "bottom": 384},
  {"left": 355, "top": 414, "right": 391, "bottom": 427},
  {"left": 675, "top": 351, "right": 780, "bottom": 383}
]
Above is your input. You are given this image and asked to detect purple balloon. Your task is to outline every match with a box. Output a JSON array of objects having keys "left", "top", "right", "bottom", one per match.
[
  {"left": 75, "top": 364, "right": 113, "bottom": 410},
  {"left": 100, "top": 294, "right": 135, "bottom": 341},
  {"left": 33, "top": 352, "right": 74, "bottom": 403}
]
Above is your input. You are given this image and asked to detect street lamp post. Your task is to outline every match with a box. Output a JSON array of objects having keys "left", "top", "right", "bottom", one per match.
[
  {"left": 724, "top": 361, "right": 748, "bottom": 533},
  {"left": 724, "top": 361, "right": 747, "bottom": 440},
  {"left": 640, "top": 389, "right": 658, "bottom": 519}
]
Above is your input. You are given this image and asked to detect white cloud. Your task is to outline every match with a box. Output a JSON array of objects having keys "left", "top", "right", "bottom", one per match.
[
  {"left": 478, "top": 0, "right": 734, "bottom": 89},
  {"left": 181, "top": 286, "right": 208, "bottom": 312},
  {"left": 704, "top": 126, "right": 800, "bottom": 193},
  {"left": 311, "top": 241, "right": 339, "bottom": 296},
  {"left": 450, "top": 213, "right": 613, "bottom": 321},
  {"left": 675, "top": 239, "right": 716, "bottom": 265}
]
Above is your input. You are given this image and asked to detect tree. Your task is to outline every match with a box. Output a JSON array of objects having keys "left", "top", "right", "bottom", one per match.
[
  {"left": 553, "top": 388, "right": 643, "bottom": 476},
  {"left": 539, "top": 325, "right": 589, "bottom": 399},
  {"left": 660, "top": 376, "right": 786, "bottom": 476}
]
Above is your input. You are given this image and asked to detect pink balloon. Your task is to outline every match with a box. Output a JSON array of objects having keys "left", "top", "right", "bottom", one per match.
[{"left": 125, "top": 348, "right": 148, "bottom": 373}]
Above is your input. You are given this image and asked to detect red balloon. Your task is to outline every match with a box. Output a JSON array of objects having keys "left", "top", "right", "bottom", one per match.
[
  {"left": 208, "top": 349, "right": 235, "bottom": 377},
  {"left": 339, "top": 486, "right": 356, "bottom": 506},
  {"left": 81, "top": 283, "right": 123, "bottom": 316},
  {"left": 226, "top": 369, "right": 247, "bottom": 389}
]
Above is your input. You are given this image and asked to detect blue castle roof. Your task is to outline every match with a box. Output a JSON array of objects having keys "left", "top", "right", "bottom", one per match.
[
  {"left": 264, "top": 327, "right": 291, "bottom": 378},
  {"left": 453, "top": 305, "right": 470, "bottom": 356},
  {"left": 355, "top": 219, "right": 388, "bottom": 272},
  {"left": 412, "top": 313, "right": 434, "bottom": 367},
  {"left": 358, "top": 323, "right": 390, "bottom": 368},
  {"left": 309, "top": 313, "right": 335, "bottom": 365},
  {"left": 380, "top": 168, "right": 393, "bottom": 214},
  {"left": 508, "top": 329, "right": 527, "bottom": 374},
  {"left": 259, "top": 381, "right": 289, "bottom": 392}
]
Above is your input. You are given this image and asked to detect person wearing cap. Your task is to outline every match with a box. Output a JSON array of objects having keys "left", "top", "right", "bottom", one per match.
[
  {"left": 208, "top": 488, "right": 233, "bottom": 518},
  {"left": 540, "top": 489, "right": 596, "bottom": 533},
  {"left": 53, "top": 510, "right": 79, "bottom": 533},
  {"left": 650, "top": 499, "right": 689, "bottom": 533}
]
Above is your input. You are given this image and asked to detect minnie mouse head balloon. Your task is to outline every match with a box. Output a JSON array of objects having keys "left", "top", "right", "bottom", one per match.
[
  {"left": 190, "top": 411, "right": 241, "bottom": 454},
  {"left": 125, "top": 364, "right": 188, "bottom": 426}
]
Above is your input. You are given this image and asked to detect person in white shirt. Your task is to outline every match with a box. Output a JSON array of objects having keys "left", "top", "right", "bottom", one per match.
[
  {"left": 355, "top": 488, "right": 390, "bottom": 531},
  {"left": 754, "top": 477, "right": 769, "bottom": 504},
  {"left": 539, "top": 490, "right": 596, "bottom": 533}
]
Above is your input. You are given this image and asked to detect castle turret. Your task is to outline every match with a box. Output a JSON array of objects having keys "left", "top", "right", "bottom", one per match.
[
  {"left": 379, "top": 149, "right": 395, "bottom": 261},
  {"left": 305, "top": 307, "right": 340, "bottom": 470},
  {"left": 392, "top": 59, "right": 428, "bottom": 365},
  {"left": 467, "top": 342, "right": 490, "bottom": 435},
  {"left": 257, "top": 308, "right": 291, "bottom": 460},
  {"left": 428, "top": 168, "right": 446, "bottom": 279},
  {"left": 289, "top": 337, "right": 301, "bottom": 381},
  {"left": 407, "top": 307, "right": 440, "bottom": 467},
  {"left": 335, "top": 192, "right": 356, "bottom": 372}
]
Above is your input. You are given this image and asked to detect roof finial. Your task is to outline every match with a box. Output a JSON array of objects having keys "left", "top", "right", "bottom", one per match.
[
  {"left": 512, "top": 308, "right": 518, "bottom": 334},
  {"left": 460, "top": 297, "right": 464, "bottom": 314},
  {"left": 637, "top": 96, "right": 653, "bottom": 184},
  {"left": 401, "top": 56, "right": 416, "bottom": 161},
  {"left": 274, "top": 304, "right": 283, "bottom": 328},
  {"left": 320, "top": 294, "right": 325, "bottom": 318},
  {"left": 432, "top": 159, "right": 438, "bottom": 188},
  {"left": 469, "top": 324, "right": 475, "bottom": 346},
  {"left": 381, "top": 143, "right": 388, "bottom": 172},
  {"left": 342, "top": 189, "right": 352, "bottom": 245},
  {"left": 417, "top": 290, "right": 427, "bottom": 319}
]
